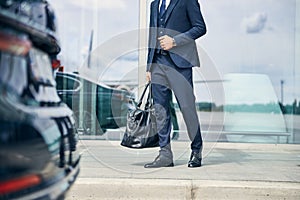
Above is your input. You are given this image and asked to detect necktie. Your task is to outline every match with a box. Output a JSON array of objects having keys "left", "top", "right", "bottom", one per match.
[{"left": 160, "top": 0, "right": 166, "bottom": 16}]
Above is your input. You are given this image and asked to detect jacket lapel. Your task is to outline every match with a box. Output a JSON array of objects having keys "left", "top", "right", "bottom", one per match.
[
  {"left": 152, "top": 0, "right": 159, "bottom": 27},
  {"left": 164, "top": 0, "right": 179, "bottom": 23}
]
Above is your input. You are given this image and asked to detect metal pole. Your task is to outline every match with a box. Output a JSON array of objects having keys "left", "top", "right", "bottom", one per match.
[
  {"left": 138, "top": 1, "right": 148, "bottom": 96},
  {"left": 280, "top": 80, "right": 284, "bottom": 104},
  {"left": 292, "top": 0, "right": 300, "bottom": 143}
]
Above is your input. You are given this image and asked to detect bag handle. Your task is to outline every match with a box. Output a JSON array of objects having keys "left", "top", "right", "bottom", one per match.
[
  {"left": 145, "top": 83, "right": 153, "bottom": 109},
  {"left": 137, "top": 82, "right": 151, "bottom": 108}
]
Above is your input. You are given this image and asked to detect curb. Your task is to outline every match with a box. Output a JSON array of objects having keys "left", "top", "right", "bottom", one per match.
[{"left": 66, "top": 178, "right": 300, "bottom": 200}]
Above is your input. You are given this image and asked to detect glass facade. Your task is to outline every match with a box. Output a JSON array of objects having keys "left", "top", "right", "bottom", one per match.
[
  {"left": 53, "top": 0, "right": 299, "bottom": 144},
  {"left": 200, "top": 0, "right": 299, "bottom": 144}
]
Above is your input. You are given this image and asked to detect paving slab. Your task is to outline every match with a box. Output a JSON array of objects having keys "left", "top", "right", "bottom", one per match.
[{"left": 66, "top": 139, "right": 300, "bottom": 199}]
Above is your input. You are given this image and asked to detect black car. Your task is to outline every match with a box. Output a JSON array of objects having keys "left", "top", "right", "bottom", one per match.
[
  {"left": 55, "top": 72, "right": 132, "bottom": 135},
  {"left": 0, "top": 1, "right": 80, "bottom": 199}
]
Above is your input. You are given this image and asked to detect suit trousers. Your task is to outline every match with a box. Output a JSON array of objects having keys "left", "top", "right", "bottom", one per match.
[{"left": 151, "top": 53, "right": 203, "bottom": 153}]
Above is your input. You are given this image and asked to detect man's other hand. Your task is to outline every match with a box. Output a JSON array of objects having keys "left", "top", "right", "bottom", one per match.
[{"left": 146, "top": 72, "right": 151, "bottom": 82}]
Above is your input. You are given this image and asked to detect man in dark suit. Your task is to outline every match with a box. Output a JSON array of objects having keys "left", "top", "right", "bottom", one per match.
[{"left": 144, "top": 0, "right": 206, "bottom": 168}]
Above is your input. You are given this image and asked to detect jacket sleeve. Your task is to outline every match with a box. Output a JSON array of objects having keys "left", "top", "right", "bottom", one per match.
[{"left": 173, "top": 0, "right": 206, "bottom": 46}]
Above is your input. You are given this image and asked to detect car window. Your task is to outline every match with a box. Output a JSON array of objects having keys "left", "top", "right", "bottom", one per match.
[{"left": 55, "top": 73, "right": 81, "bottom": 92}]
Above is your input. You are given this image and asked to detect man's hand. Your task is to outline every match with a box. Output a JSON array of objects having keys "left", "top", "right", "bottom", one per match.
[
  {"left": 146, "top": 72, "right": 151, "bottom": 82},
  {"left": 158, "top": 35, "right": 175, "bottom": 51}
]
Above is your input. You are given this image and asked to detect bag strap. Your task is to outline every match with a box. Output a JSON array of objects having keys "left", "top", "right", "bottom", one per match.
[
  {"left": 137, "top": 82, "right": 151, "bottom": 108},
  {"left": 145, "top": 83, "right": 153, "bottom": 109}
]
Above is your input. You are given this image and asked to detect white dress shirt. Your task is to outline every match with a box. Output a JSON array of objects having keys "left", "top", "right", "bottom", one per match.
[{"left": 159, "top": 0, "right": 171, "bottom": 10}]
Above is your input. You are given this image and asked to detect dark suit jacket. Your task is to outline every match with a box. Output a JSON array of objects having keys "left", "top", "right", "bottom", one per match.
[{"left": 147, "top": 0, "right": 206, "bottom": 71}]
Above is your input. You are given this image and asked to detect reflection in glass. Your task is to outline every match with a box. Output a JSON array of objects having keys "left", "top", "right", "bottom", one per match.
[{"left": 224, "top": 73, "right": 289, "bottom": 143}]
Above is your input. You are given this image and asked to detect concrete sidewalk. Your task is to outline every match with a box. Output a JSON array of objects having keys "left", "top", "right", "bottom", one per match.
[{"left": 66, "top": 138, "right": 300, "bottom": 199}]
